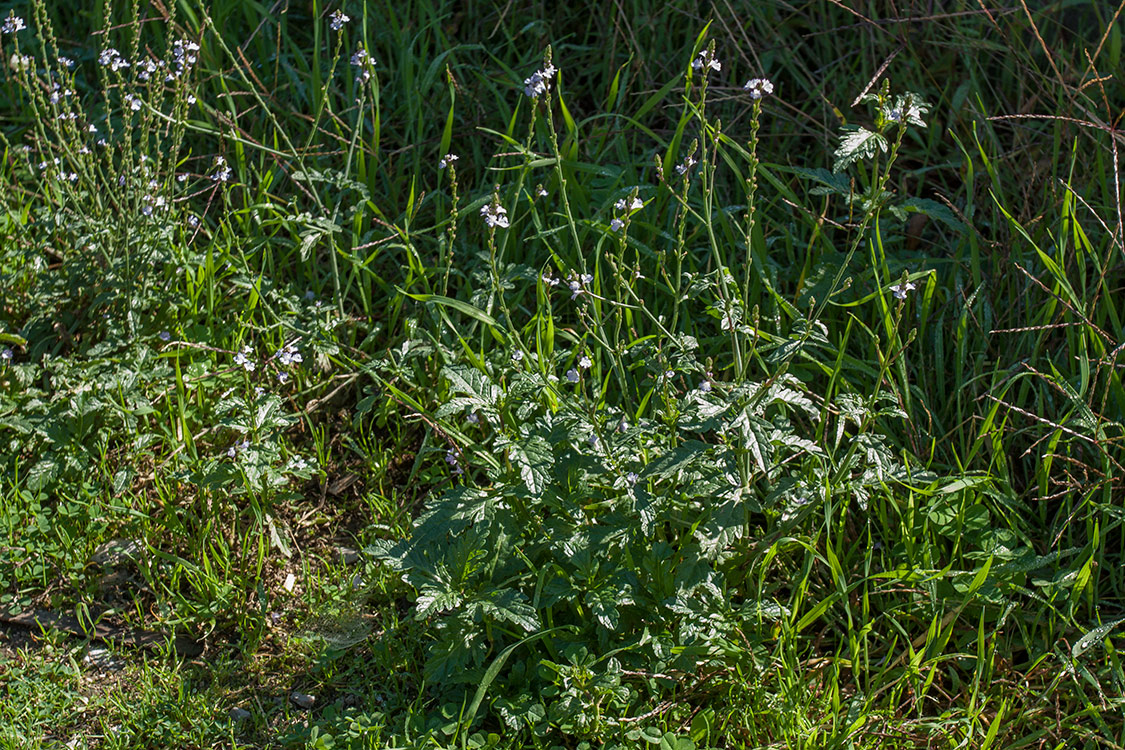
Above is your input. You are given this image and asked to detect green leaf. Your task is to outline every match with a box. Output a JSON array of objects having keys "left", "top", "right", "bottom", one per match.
[
  {"left": 833, "top": 126, "right": 888, "bottom": 173},
  {"left": 1073, "top": 617, "right": 1125, "bottom": 658}
]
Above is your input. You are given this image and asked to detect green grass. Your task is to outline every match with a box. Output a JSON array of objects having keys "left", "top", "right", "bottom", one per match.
[{"left": 2, "top": 0, "right": 1124, "bottom": 747}]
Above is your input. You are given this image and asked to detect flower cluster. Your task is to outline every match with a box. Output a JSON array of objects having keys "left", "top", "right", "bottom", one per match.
[
  {"left": 743, "top": 78, "right": 774, "bottom": 100},
  {"left": 692, "top": 50, "right": 721, "bottom": 74},
  {"left": 480, "top": 203, "right": 509, "bottom": 228},
  {"left": 438, "top": 153, "right": 458, "bottom": 169},
  {"left": 329, "top": 9, "right": 350, "bottom": 30},
  {"left": 351, "top": 45, "right": 373, "bottom": 83},
  {"left": 567, "top": 272, "right": 594, "bottom": 299},
  {"left": 277, "top": 342, "right": 303, "bottom": 366},
  {"left": 211, "top": 156, "right": 232, "bottom": 182},
  {"left": 2, "top": 12, "right": 25, "bottom": 34},
  {"left": 523, "top": 63, "right": 557, "bottom": 98},
  {"left": 98, "top": 47, "right": 130, "bottom": 72},
  {"left": 227, "top": 438, "right": 250, "bottom": 458},
  {"left": 234, "top": 345, "right": 256, "bottom": 372},
  {"left": 614, "top": 196, "right": 644, "bottom": 212},
  {"left": 169, "top": 39, "right": 200, "bottom": 77},
  {"left": 890, "top": 279, "right": 916, "bottom": 300}
]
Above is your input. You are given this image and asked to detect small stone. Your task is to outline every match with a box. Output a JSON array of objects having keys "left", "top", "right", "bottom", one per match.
[
  {"left": 290, "top": 691, "right": 316, "bottom": 710},
  {"left": 84, "top": 647, "right": 124, "bottom": 671},
  {"left": 283, "top": 573, "right": 296, "bottom": 593},
  {"left": 227, "top": 707, "right": 251, "bottom": 721},
  {"left": 336, "top": 547, "right": 359, "bottom": 565}
]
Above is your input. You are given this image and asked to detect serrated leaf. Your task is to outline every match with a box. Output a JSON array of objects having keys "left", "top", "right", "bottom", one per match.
[{"left": 833, "top": 126, "right": 888, "bottom": 173}]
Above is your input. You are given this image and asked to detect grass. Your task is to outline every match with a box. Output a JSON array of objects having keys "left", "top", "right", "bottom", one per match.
[{"left": 1, "top": 0, "right": 1124, "bottom": 747}]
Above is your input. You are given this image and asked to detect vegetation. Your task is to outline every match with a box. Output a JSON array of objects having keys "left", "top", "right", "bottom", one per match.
[{"left": 1, "top": 1, "right": 1124, "bottom": 747}]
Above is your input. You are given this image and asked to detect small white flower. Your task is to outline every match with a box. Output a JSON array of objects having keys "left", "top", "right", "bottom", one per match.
[
  {"left": 277, "top": 343, "right": 303, "bottom": 366},
  {"left": 890, "top": 280, "right": 917, "bottom": 300},
  {"left": 99, "top": 48, "right": 130, "bottom": 72},
  {"left": 511, "top": 349, "right": 524, "bottom": 362},
  {"left": 742, "top": 78, "right": 774, "bottom": 100},
  {"left": 536, "top": 186, "right": 548, "bottom": 197},
  {"left": 675, "top": 156, "right": 696, "bottom": 176},
  {"left": 187, "top": 94, "right": 197, "bottom": 105},
  {"left": 177, "top": 173, "right": 189, "bottom": 182},
  {"left": 466, "top": 411, "right": 480, "bottom": 425},
  {"left": 159, "top": 331, "right": 171, "bottom": 341},
  {"left": 578, "top": 355, "right": 592, "bottom": 369},
  {"left": 350, "top": 46, "right": 369, "bottom": 67},
  {"left": 587, "top": 433, "right": 599, "bottom": 448},
  {"left": 9, "top": 53, "right": 32, "bottom": 71},
  {"left": 211, "top": 155, "right": 232, "bottom": 182},
  {"left": 568, "top": 273, "right": 593, "bottom": 299},
  {"left": 541, "top": 272, "right": 559, "bottom": 287},
  {"left": 625, "top": 471, "right": 639, "bottom": 485},
  {"left": 691, "top": 50, "right": 720, "bottom": 73},
  {"left": 566, "top": 368, "right": 580, "bottom": 383},
  {"left": 58, "top": 55, "right": 75, "bottom": 68},
  {"left": 480, "top": 203, "right": 509, "bottom": 228},
  {"left": 328, "top": 9, "right": 350, "bottom": 30},
  {"left": 616, "top": 418, "right": 628, "bottom": 433},
  {"left": 664, "top": 370, "right": 675, "bottom": 380},
  {"left": 124, "top": 94, "right": 142, "bottom": 111},
  {"left": 233, "top": 345, "right": 256, "bottom": 372},
  {"left": 291, "top": 456, "right": 309, "bottom": 471},
  {"left": 88, "top": 124, "right": 98, "bottom": 133},
  {"left": 1, "top": 348, "right": 12, "bottom": 361},
  {"left": 523, "top": 63, "right": 557, "bottom": 98},
  {"left": 187, "top": 215, "right": 200, "bottom": 228},
  {"left": 438, "top": 153, "right": 458, "bottom": 169},
  {"left": 609, "top": 218, "right": 624, "bottom": 232},
  {"left": 2, "top": 13, "right": 26, "bottom": 34},
  {"left": 699, "top": 380, "right": 712, "bottom": 393},
  {"left": 445, "top": 448, "right": 463, "bottom": 475}
]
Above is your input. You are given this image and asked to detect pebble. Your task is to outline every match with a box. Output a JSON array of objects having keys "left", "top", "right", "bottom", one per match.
[
  {"left": 83, "top": 647, "right": 124, "bottom": 671},
  {"left": 290, "top": 692, "right": 316, "bottom": 710},
  {"left": 227, "top": 707, "right": 251, "bottom": 721}
]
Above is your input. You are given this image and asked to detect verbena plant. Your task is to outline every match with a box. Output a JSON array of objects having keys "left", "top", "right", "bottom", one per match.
[{"left": 368, "top": 43, "right": 938, "bottom": 740}]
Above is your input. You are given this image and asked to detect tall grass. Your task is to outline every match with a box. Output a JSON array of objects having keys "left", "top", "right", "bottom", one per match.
[{"left": 1, "top": 1, "right": 1123, "bottom": 747}]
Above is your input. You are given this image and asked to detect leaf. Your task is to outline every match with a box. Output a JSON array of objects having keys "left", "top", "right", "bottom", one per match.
[
  {"left": 833, "top": 126, "right": 888, "bottom": 173},
  {"left": 399, "top": 289, "right": 499, "bottom": 328},
  {"left": 506, "top": 434, "right": 553, "bottom": 497},
  {"left": 476, "top": 588, "right": 540, "bottom": 631},
  {"left": 1073, "top": 617, "right": 1125, "bottom": 658}
]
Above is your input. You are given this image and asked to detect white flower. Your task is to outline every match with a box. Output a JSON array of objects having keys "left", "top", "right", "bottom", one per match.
[
  {"left": 578, "top": 355, "right": 592, "bottom": 369},
  {"left": 541, "top": 272, "right": 559, "bottom": 287},
  {"left": 211, "top": 156, "right": 232, "bottom": 182},
  {"left": 523, "top": 63, "right": 557, "bottom": 98},
  {"left": 480, "top": 203, "right": 509, "bottom": 228},
  {"left": 98, "top": 48, "right": 130, "bottom": 72},
  {"left": 88, "top": 124, "right": 98, "bottom": 133},
  {"left": 187, "top": 215, "right": 200, "bottom": 228},
  {"left": 159, "top": 331, "right": 171, "bottom": 341},
  {"left": 277, "top": 343, "right": 303, "bottom": 366},
  {"left": 536, "top": 186, "right": 548, "bottom": 197},
  {"left": 566, "top": 368, "right": 579, "bottom": 383},
  {"left": 568, "top": 273, "right": 593, "bottom": 299},
  {"left": 438, "top": 153, "right": 458, "bottom": 169},
  {"left": 58, "top": 55, "right": 75, "bottom": 68},
  {"left": 2, "top": 13, "right": 26, "bottom": 34},
  {"left": 233, "top": 345, "right": 256, "bottom": 372},
  {"left": 277, "top": 371, "right": 289, "bottom": 384},
  {"left": 328, "top": 9, "right": 350, "bottom": 30},
  {"left": 511, "top": 349, "right": 524, "bottom": 362},
  {"left": 466, "top": 411, "right": 480, "bottom": 425},
  {"left": 227, "top": 438, "right": 250, "bottom": 458},
  {"left": 890, "top": 280, "right": 917, "bottom": 300},
  {"left": 675, "top": 156, "right": 696, "bottom": 176},
  {"left": 587, "top": 433, "right": 599, "bottom": 448},
  {"left": 124, "top": 93, "right": 142, "bottom": 111},
  {"left": 699, "top": 380, "right": 712, "bottom": 393},
  {"left": 445, "top": 448, "right": 463, "bottom": 475},
  {"left": 350, "top": 46, "right": 369, "bottom": 67},
  {"left": 625, "top": 471, "right": 639, "bottom": 485},
  {"left": 742, "top": 78, "right": 774, "bottom": 100},
  {"left": 0, "top": 348, "right": 12, "bottom": 361},
  {"left": 609, "top": 218, "right": 624, "bottom": 232},
  {"left": 691, "top": 50, "right": 720, "bottom": 73}
]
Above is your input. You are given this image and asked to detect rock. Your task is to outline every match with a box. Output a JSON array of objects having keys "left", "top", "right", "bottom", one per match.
[
  {"left": 91, "top": 539, "right": 142, "bottom": 567},
  {"left": 83, "top": 647, "right": 124, "bottom": 671},
  {"left": 227, "top": 707, "right": 251, "bottom": 721},
  {"left": 290, "top": 691, "right": 316, "bottom": 710},
  {"left": 336, "top": 547, "right": 359, "bottom": 565}
]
